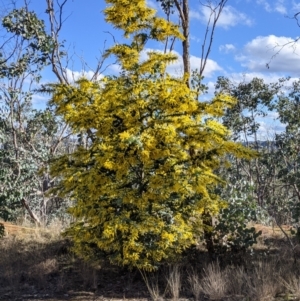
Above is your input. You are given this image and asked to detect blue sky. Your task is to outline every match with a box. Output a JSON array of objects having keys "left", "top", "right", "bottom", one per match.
[
  {"left": 4, "top": 0, "right": 300, "bottom": 136},
  {"left": 14, "top": 0, "right": 300, "bottom": 82}
]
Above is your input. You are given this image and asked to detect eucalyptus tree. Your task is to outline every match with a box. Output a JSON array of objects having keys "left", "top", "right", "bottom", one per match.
[
  {"left": 204, "top": 76, "right": 291, "bottom": 254},
  {"left": 0, "top": 1, "right": 78, "bottom": 229},
  {"left": 273, "top": 79, "right": 300, "bottom": 227}
]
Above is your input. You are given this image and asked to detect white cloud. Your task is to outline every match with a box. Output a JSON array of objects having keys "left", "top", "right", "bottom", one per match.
[
  {"left": 65, "top": 69, "right": 103, "bottom": 82},
  {"left": 108, "top": 63, "right": 122, "bottom": 74},
  {"left": 256, "top": 0, "right": 272, "bottom": 12},
  {"left": 292, "top": 1, "right": 300, "bottom": 11},
  {"left": 190, "top": 34, "right": 201, "bottom": 43},
  {"left": 165, "top": 50, "right": 223, "bottom": 78},
  {"left": 192, "top": 56, "right": 223, "bottom": 78},
  {"left": 191, "top": 5, "right": 253, "bottom": 28},
  {"left": 257, "top": 0, "right": 287, "bottom": 14},
  {"left": 223, "top": 71, "right": 298, "bottom": 86},
  {"left": 32, "top": 94, "right": 49, "bottom": 105},
  {"left": 256, "top": 120, "right": 285, "bottom": 139},
  {"left": 275, "top": 3, "right": 287, "bottom": 14},
  {"left": 219, "top": 44, "right": 236, "bottom": 53},
  {"left": 236, "top": 35, "right": 300, "bottom": 75},
  {"left": 190, "top": 10, "right": 202, "bottom": 20},
  {"left": 268, "top": 111, "right": 280, "bottom": 119}
]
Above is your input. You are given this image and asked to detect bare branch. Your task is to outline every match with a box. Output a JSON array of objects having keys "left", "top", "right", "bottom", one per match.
[
  {"left": 161, "top": 0, "right": 227, "bottom": 85},
  {"left": 172, "top": 0, "right": 189, "bottom": 85},
  {"left": 173, "top": 0, "right": 186, "bottom": 27},
  {"left": 46, "top": 0, "right": 70, "bottom": 83},
  {"left": 199, "top": 0, "right": 228, "bottom": 77},
  {"left": 21, "top": 198, "right": 41, "bottom": 226}
]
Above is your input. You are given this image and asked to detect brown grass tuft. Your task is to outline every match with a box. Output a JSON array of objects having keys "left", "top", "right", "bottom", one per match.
[
  {"left": 166, "top": 265, "right": 181, "bottom": 300},
  {"left": 280, "top": 274, "right": 300, "bottom": 299},
  {"left": 188, "top": 270, "right": 202, "bottom": 301},
  {"left": 245, "top": 261, "right": 280, "bottom": 301},
  {"left": 226, "top": 265, "right": 248, "bottom": 298},
  {"left": 199, "top": 261, "right": 228, "bottom": 300},
  {"left": 140, "top": 271, "right": 163, "bottom": 301}
]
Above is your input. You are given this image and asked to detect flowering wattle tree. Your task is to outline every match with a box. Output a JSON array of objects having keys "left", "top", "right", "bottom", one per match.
[{"left": 49, "top": 0, "right": 252, "bottom": 270}]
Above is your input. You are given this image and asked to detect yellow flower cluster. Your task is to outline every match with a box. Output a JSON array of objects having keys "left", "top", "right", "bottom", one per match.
[{"left": 49, "top": 0, "right": 254, "bottom": 271}]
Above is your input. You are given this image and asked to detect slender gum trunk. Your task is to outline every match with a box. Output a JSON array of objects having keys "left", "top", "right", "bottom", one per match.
[{"left": 182, "top": 0, "right": 190, "bottom": 86}]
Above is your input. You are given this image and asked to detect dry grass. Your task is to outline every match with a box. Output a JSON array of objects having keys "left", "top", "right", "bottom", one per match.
[
  {"left": 254, "top": 223, "right": 294, "bottom": 249},
  {"left": 2, "top": 222, "right": 300, "bottom": 300},
  {"left": 0, "top": 222, "right": 70, "bottom": 296},
  {"left": 1, "top": 220, "right": 64, "bottom": 241},
  {"left": 166, "top": 265, "right": 181, "bottom": 300},
  {"left": 140, "top": 271, "right": 163, "bottom": 301},
  {"left": 30, "top": 258, "right": 59, "bottom": 289},
  {"left": 188, "top": 270, "right": 202, "bottom": 301},
  {"left": 198, "top": 261, "right": 228, "bottom": 300},
  {"left": 2, "top": 221, "right": 39, "bottom": 237},
  {"left": 280, "top": 274, "right": 300, "bottom": 299},
  {"left": 226, "top": 265, "right": 248, "bottom": 298},
  {"left": 244, "top": 261, "right": 280, "bottom": 301}
]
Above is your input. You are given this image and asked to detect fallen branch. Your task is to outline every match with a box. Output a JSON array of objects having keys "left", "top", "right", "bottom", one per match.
[{"left": 21, "top": 198, "right": 41, "bottom": 227}]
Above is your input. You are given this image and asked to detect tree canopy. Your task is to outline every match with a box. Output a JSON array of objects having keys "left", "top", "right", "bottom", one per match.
[{"left": 49, "top": 0, "right": 252, "bottom": 270}]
